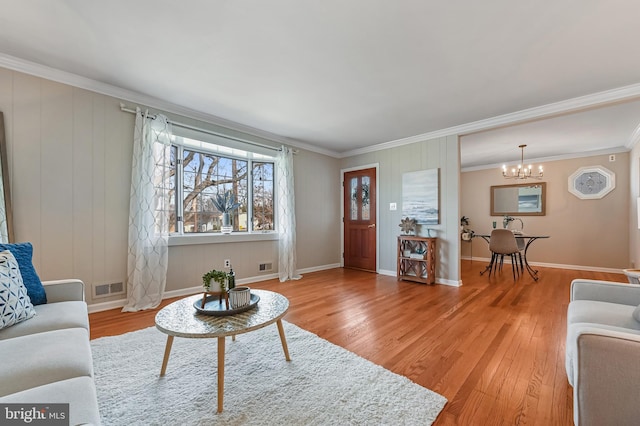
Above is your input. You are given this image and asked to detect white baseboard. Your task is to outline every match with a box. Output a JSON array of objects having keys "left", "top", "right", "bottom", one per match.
[
  {"left": 436, "top": 278, "right": 462, "bottom": 287},
  {"left": 88, "top": 263, "right": 342, "bottom": 313},
  {"left": 298, "top": 263, "right": 342, "bottom": 274},
  {"left": 379, "top": 269, "right": 462, "bottom": 287},
  {"left": 88, "top": 259, "right": 618, "bottom": 313},
  {"left": 464, "top": 256, "right": 625, "bottom": 274},
  {"left": 87, "top": 299, "right": 127, "bottom": 314}
]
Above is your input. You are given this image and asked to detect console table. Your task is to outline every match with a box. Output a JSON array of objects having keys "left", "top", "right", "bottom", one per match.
[{"left": 397, "top": 235, "right": 437, "bottom": 284}]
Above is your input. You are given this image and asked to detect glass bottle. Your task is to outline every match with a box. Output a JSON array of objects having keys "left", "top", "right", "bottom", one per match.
[{"left": 228, "top": 266, "right": 235, "bottom": 290}]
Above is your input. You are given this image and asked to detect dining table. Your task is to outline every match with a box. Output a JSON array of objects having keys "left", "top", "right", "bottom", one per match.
[{"left": 474, "top": 232, "right": 550, "bottom": 281}]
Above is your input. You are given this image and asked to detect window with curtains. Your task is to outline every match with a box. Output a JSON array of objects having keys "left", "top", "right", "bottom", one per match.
[{"left": 166, "top": 135, "right": 275, "bottom": 234}]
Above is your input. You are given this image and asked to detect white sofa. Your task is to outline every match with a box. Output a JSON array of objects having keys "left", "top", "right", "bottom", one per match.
[
  {"left": 0, "top": 279, "right": 100, "bottom": 425},
  {"left": 566, "top": 279, "right": 640, "bottom": 426}
]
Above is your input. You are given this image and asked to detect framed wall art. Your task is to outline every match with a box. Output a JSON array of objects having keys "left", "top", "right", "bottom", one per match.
[{"left": 402, "top": 168, "right": 440, "bottom": 224}]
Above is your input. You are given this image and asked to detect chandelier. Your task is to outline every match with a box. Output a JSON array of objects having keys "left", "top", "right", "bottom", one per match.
[{"left": 502, "top": 144, "right": 543, "bottom": 180}]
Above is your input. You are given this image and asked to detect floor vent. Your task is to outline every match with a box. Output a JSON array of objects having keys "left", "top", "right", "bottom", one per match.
[
  {"left": 93, "top": 282, "right": 125, "bottom": 298},
  {"left": 259, "top": 262, "right": 273, "bottom": 272}
]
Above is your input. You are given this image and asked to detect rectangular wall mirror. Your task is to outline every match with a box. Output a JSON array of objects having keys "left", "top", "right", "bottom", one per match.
[{"left": 490, "top": 182, "right": 546, "bottom": 216}]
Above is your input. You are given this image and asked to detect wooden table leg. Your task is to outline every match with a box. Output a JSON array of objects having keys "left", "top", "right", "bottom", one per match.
[
  {"left": 217, "top": 336, "right": 225, "bottom": 413},
  {"left": 276, "top": 319, "right": 291, "bottom": 361},
  {"left": 160, "top": 335, "right": 174, "bottom": 377}
]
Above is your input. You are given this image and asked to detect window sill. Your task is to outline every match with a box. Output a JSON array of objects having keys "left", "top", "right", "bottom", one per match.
[{"left": 168, "top": 232, "right": 279, "bottom": 247}]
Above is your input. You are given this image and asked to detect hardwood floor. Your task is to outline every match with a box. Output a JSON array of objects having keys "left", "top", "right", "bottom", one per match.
[{"left": 89, "top": 261, "right": 626, "bottom": 425}]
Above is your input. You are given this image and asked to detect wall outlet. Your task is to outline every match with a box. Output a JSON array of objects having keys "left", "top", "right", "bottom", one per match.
[
  {"left": 389, "top": 202, "right": 397, "bottom": 211},
  {"left": 609, "top": 154, "right": 616, "bottom": 162},
  {"left": 224, "top": 259, "right": 231, "bottom": 268}
]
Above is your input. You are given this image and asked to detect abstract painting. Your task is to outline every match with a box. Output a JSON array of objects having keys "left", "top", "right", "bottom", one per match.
[{"left": 402, "top": 168, "right": 439, "bottom": 224}]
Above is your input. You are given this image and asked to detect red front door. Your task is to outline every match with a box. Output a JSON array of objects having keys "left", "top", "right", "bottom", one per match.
[{"left": 343, "top": 168, "right": 377, "bottom": 272}]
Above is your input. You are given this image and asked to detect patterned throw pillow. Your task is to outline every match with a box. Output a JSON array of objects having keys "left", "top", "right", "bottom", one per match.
[{"left": 0, "top": 250, "right": 36, "bottom": 330}]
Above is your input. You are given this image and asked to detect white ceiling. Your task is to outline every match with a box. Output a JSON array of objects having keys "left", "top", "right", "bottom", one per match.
[{"left": 1, "top": 0, "right": 640, "bottom": 167}]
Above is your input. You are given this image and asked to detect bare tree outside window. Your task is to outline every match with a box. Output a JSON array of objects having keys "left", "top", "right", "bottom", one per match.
[
  {"left": 167, "top": 143, "right": 274, "bottom": 234},
  {"left": 253, "top": 162, "right": 274, "bottom": 230}
]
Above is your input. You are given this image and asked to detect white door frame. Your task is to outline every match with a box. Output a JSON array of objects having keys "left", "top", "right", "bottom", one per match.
[{"left": 340, "top": 163, "right": 380, "bottom": 272}]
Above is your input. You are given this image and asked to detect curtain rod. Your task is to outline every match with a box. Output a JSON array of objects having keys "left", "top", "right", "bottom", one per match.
[{"left": 119, "top": 103, "right": 291, "bottom": 153}]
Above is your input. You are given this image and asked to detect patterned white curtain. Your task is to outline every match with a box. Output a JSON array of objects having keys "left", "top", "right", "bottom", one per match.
[
  {"left": 276, "top": 146, "right": 302, "bottom": 282},
  {"left": 122, "top": 109, "right": 172, "bottom": 312}
]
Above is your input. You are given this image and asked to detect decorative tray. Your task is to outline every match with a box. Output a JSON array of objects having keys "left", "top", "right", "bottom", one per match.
[{"left": 193, "top": 293, "right": 260, "bottom": 316}]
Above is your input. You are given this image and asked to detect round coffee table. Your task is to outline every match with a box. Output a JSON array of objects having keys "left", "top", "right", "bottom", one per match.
[{"left": 155, "top": 289, "right": 290, "bottom": 413}]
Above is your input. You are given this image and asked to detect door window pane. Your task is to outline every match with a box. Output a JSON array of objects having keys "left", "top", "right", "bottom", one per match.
[
  {"left": 350, "top": 178, "right": 358, "bottom": 220},
  {"left": 362, "top": 177, "right": 370, "bottom": 220}
]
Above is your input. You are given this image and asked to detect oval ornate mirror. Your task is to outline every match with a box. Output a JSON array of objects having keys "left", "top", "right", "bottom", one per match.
[
  {"left": 490, "top": 182, "right": 546, "bottom": 216},
  {"left": 0, "top": 112, "right": 14, "bottom": 243}
]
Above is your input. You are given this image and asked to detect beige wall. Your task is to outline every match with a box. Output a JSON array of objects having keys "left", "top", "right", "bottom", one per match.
[
  {"left": 0, "top": 67, "right": 341, "bottom": 306},
  {"left": 461, "top": 153, "right": 630, "bottom": 270},
  {"left": 341, "top": 135, "right": 461, "bottom": 284},
  {"left": 629, "top": 143, "right": 640, "bottom": 268}
]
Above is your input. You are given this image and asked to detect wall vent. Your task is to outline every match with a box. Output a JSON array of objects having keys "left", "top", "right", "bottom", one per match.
[
  {"left": 259, "top": 262, "right": 273, "bottom": 272},
  {"left": 93, "top": 282, "right": 125, "bottom": 299}
]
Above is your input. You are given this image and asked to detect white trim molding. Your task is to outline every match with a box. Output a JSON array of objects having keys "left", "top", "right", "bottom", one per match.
[
  {"left": 342, "top": 83, "right": 640, "bottom": 159},
  {"left": 0, "top": 52, "right": 338, "bottom": 158}
]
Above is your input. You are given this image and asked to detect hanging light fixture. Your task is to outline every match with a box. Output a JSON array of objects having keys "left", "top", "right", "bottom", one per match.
[{"left": 502, "top": 144, "right": 543, "bottom": 180}]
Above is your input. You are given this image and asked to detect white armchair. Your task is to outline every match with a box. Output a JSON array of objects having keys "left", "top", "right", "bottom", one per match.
[{"left": 566, "top": 279, "right": 640, "bottom": 426}]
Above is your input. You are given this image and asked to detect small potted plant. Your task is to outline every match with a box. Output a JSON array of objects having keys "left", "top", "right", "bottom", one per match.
[
  {"left": 460, "top": 216, "right": 474, "bottom": 241},
  {"left": 202, "top": 269, "right": 231, "bottom": 308},
  {"left": 202, "top": 269, "right": 229, "bottom": 291},
  {"left": 210, "top": 190, "right": 241, "bottom": 234}
]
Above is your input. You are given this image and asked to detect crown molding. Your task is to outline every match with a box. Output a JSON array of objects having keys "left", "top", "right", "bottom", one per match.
[
  {"left": 0, "top": 53, "right": 340, "bottom": 158},
  {"left": 627, "top": 122, "right": 640, "bottom": 150},
  {"left": 341, "top": 82, "right": 640, "bottom": 158},
  {"left": 3, "top": 52, "right": 640, "bottom": 161},
  {"left": 461, "top": 147, "right": 629, "bottom": 173}
]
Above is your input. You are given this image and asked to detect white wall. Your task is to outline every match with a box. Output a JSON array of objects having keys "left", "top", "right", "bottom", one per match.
[{"left": 0, "top": 67, "right": 341, "bottom": 306}]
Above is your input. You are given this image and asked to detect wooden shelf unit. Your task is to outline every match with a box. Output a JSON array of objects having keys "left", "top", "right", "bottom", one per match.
[{"left": 397, "top": 235, "right": 437, "bottom": 284}]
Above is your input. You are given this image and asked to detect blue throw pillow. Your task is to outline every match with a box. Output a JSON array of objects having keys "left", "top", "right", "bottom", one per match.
[
  {"left": 0, "top": 242, "right": 46, "bottom": 305},
  {"left": 0, "top": 250, "right": 36, "bottom": 329}
]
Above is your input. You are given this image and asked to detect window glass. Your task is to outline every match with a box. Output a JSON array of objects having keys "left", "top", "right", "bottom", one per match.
[
  {"left": 252, "top": 162, "right": 274, "bottom": 230},
  {"left": 362, "top": 176, "right": 370, "bottom": 220},
  {"left": 167, "top": 146, "right": 178, "bottom": 233},
  {"left": 350, "top": 178, "right": 358, "bottom": 220},
  {"left": 168, "top": 136, "right": 275, "bottom": 234},
  {"left": 181, "top": 149, "right": 248, "bottom": 233}
]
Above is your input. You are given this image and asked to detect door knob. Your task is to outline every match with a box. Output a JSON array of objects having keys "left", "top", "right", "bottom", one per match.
[{"left": 368, "top": 224, "right": 376, "bottom": 228}]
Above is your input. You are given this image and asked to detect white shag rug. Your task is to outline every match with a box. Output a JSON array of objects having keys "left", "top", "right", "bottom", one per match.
[{"left": 91, "top": 322, "right": 447, "bottom": 425}]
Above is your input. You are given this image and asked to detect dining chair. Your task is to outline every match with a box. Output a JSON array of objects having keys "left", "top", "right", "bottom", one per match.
[{"left": 488, "top": 229, "right": 522, "bottom": 280}]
